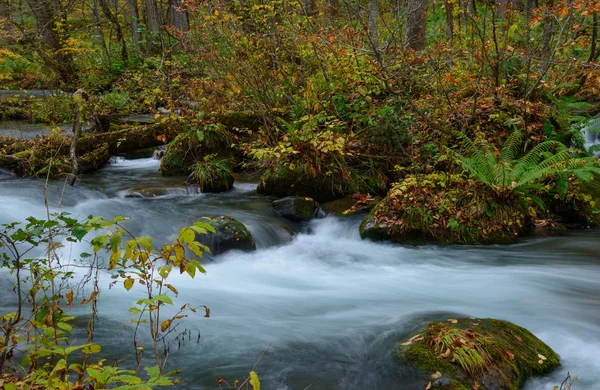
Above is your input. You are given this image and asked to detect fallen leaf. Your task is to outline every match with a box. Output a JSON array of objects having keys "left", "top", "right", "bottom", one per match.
[
  {"left": 431, "top": 371, "right": 442, "bottom": 380},
  {"left": 447, "top": 318, "right": 458, "bottom": 324},
  {"left": 439, "top": 348, "right": 452, "bottom": 358},
  {"left": 506, "top": 350, "right": 514, "bottom": 360},
  {"left": 425, "top": 381, "right": 432, "bottom": 390}
]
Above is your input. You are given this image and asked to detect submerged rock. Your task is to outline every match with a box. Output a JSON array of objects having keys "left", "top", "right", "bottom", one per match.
[
  {"left": 272, "top": 196, "right": 318, "bottom": 221},
  {"left": 197, "top": 216, "right": 256, "bottom": 255},
  {"left": 395, "top": 318, "right": 560, "bottom": 390}
]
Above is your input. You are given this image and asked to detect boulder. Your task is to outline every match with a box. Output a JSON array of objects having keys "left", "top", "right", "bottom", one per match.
[
  {"left": 531, "top": 220, "right": 568, "bottom": 237},
  {"left": 187, "top": 159, "right": 235, "bottom": 193},
  {"left": 359, "top": 173, "right": 528, "bottom": 245},
  {"left": 197, "top": 216, "right": 256, "bottom": 255},
  {"left": 272, "top": 196, "right": 318, "bottom": 221},
  {"left": 320, "top": 196, "right": 380, "bottom": 216},
  {"left": 395, "top": 318, "right": 560, "bottom": 390}
]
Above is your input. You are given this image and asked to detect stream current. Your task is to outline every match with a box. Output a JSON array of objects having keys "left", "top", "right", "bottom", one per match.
[{"left": 1, "top": 157, "right": 600, "bottom": 389}]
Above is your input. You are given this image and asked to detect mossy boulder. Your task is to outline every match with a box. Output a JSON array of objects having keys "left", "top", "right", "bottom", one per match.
[
  {"left": 579, "top": 174, "right": 600, "bottom": 227},
  {"left": 160, "top": 124, "right": 236, "bottom": 177},
  {"left": 160, "top": 134, "right": 196, "bottom": 176},
  {"left": 321, "top": 196, "right": 381, "bottom": 216},
  {"left": 186, "top": 159, "right": 235, "bottom": 193},
  {"left": 272, "top": 196, "right": 318, "bottom": 221},
  {"left": 395, "top": 318, "right": 560, "bottom": 390},
  {"left": 257, "top": 167, "right": 346, "bottom": 203},
  {"left": 197, "top": 216, "right": 256, "bottom": 255},
  {"left": 360, "top": 173, "right": 529, "bottom": 245}
]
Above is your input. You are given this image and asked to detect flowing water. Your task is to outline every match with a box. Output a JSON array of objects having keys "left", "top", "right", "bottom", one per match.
[{"left": 1, "top": 157, "right": 600, "bottom": 390}]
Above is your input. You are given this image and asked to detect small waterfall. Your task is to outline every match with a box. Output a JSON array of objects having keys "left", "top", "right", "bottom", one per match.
[{"left": 582, "top": 115, "right": 600, "bottom": 155}]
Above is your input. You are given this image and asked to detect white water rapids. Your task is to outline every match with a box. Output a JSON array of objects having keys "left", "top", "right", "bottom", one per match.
[{"left": 1, "top": 157, "right": 599, "bottom": 389}]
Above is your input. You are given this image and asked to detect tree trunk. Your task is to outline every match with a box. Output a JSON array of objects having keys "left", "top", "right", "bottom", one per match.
[
  {"left": 25, "top": 0, "right": 77, "bottom": 87},
  {"left": 590, "top": 12, "right": 598, "bottom": 62},
  {"left": 144, "top": 0, "right": 163, "bottom": 54},
  {"left": 128, "top": 0, "right": 143, "bottom": 59},
  {"left": 167, "top": 0, "right": 188, "bottom": 31},
  {"left": 301, "top": 0, "right": 316, "bottom": 16},
  {"left": 406, "top": 0, "right": 427, "bottom": 51},
  {"left": 92, "top": 0, "right": 111, "bottom": 70},
  {"left": 368, "top": 0, "right": 379, "bottom": 49},
  {"left": 98, "top": 0, "right": 128, "bottom": 66},
  {"left": 444, "top": 0, "right": 454, "bottom": 46},
  {"left": 541, "top": 0, "right": 554, "bottom": 59}
]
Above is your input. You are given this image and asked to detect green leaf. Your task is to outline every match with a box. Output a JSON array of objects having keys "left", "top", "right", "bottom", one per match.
[
  {"left": 82, "top": 343, "right": 102, "bottom": 354},
  {"left": 136, "top": 236, "right": 153, "bottom": 251},
  {"left": 158, "top": 265, "right": 172, "bottom": 279},
  {"left": 110, "top": 233, "right": 122, "bottom": 251},
  {"left": 154, "top": 294, "right": 173, "bottom": 305},
  {"left": 144, "top": 365, "right": 160, "bottom": 379},
  {"left": 179, "top": 228, "right": 195, "bottom": 243}
]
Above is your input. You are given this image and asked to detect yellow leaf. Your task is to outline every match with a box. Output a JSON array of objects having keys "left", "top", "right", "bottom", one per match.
[
  {"left": 124, "top": 278, "right": 134, "bottom": 291},
  {"left": 447, "top": 318, "right": 458, "bottom": 324},
  {"left": 161, "top": 320, "right": 171, "bottom": 332},
  {"left": 249, "top": 371, "right": 260, "bottom": 390}
]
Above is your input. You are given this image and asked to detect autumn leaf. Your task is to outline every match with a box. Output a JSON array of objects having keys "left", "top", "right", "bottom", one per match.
[
  {"left": 161, "top": 320, "right": 171, "bottom": 332},
  {"left": 439, "top": 348, "right": 452, "bottom": 358},
  {"left": 66, "top": 290, "right": 74, "bottom": 308},
  {"left": 425, "top": 381, "right": 432, "bottom": 390},
  {"left": 124, "top": 278, "right": 134, "bottom": 291},
  {"left": 447, "top": 318, "right": 458, "bottom": 324}
]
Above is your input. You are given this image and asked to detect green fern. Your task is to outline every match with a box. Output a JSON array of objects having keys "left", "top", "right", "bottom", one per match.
[{"left": 447, "top": 130, "right": 600, "bottom": 206}]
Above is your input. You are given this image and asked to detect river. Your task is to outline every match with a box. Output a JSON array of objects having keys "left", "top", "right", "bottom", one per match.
[{"left": 1, "top": 156, "right": 600, "bottom": 389}]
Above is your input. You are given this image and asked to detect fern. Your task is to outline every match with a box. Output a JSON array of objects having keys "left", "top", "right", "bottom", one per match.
[{"left": 447, "top": 130, "right": 600, "bottom": 206}]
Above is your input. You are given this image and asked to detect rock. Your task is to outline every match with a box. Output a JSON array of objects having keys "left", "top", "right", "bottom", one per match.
[
  {"left": 320, "top": 197, "right": 356, "bottom": 215},
  {"left": 125, "top": 186, "right": 194, "bottom": 198},
  {"left": 359, "top": 173, "right": 528, "bottom": 245},
  {"left": 187, "top": 159, "right": 235, "bottom": 193},
  {"left": 531, "top": 220, "right": 568, "bottom": 237},
  {"left": 395, "top": 318, "right": 560, "bottom": 390},
  {"left": 257, "top": 168, "right": 345, "bottom": 203},
  {"left": 272, "top": 196, "right": 318, "bottom": 221},
  {"left": 321, "top": 196, "right": 381, "bottom": 216},
  {"left": 197, "top": 216, "right": 256, "bottom": 255}
]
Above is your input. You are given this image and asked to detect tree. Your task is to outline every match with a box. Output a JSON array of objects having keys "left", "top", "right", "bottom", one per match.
[
  {"left": 128, "top": 0, "right": 143, "bottom": 59},
  {"left": 145, "top": 0, "right": 163, "bottom": 54},
  {"left": 98, "top": 0, "right": 129, "bottom": 66},
  {"left": 25, "top": 0, "right": 77, "bottom": 86},
  {"left": 368, "top": 0, "right": 379, "bottom": 49},
  {"left": 167, "top": 0, "right": 189, "bottom": 32},
  {"left": 406, "top": 0, "right": 427, "bottom": 51}
]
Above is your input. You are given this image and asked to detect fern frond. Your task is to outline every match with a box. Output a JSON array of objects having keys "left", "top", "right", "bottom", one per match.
[{"left": 499, "top": 130, "right": 522, "bottom": 163}]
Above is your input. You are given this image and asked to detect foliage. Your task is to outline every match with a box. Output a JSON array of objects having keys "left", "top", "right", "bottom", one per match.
[
  {"left": 447, "top": 130, "right": 600, "bottom": 208},
  {"left": 0, "top": 212, "right": 214, "bottom": 388}
]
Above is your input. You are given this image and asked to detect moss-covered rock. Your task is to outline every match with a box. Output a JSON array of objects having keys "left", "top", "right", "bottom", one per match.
[
  {"left": 160, "top": 123, "right": 236, "bottom": 177},
  {"left": 272, "top": 196, "right": 318, "bottom": 221},
  {"left": 186, "top": 158, "right": 235, "bottom": 193},
  {"left": 579, "top": 174, "right": 600, "bottom": 227},
  {"left": 395, "top": 318, "right": 560, "bottom": 390},
  {"left": 197, "top": 216, "right": 256, "bottom": 255},
  {"left": 321, "top": 196, "right": 381, "bottom": 216},
  {"left": 359, "top": 173, "right": 529, "bottom": 245},
  {"left": 257, "top": 167, "right": 346, "bottom": 203}
]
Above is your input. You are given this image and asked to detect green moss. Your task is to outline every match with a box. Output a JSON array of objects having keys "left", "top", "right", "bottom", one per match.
[
  {"left": 396, "top": 318, "right": 560, "bottom": 390},
  {"left": 580, "top": 174, "right": 600, "bottom": 226}
]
